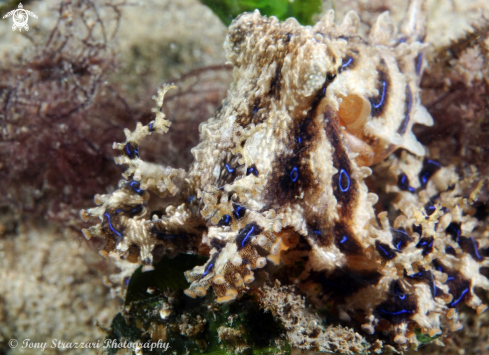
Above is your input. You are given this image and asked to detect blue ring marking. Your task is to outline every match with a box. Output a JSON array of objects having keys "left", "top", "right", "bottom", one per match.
[
  {"left": 290, "top": 167, "right": 299, "bottom": 182},
  {"left": 379, "top": 308, "right": 412, "bottom": 316},
  {"left": 224, "top": 164, "right": 234, "bottom": 173},
  {"left": 341, "top": 57, "right": 353, "bottom": 70},
  {"left": 104, "top": 213, "right": 121, "bottom": 237},
  {"left": 313, "top": 230, "right": 321, "bottom": 235},
  {"left": 451, "top": 288, "right": 469, "bottom": 307},
  {"left": 125, "top": 143, "right": 139, "bottom": 159},
  {"left": 398, "top": 293, "right": 406, "bottom": 300},
  {"left": 340, "top": 236, "right": 348, "bottom": 244},
  {"left": 339, "top": 169, "right": 350, "bottom": 192},
  {"left": 187, "top": 195, "right": 195, "bottom": 202},
  {"left": 372, "top": 81, "right": 387, "bottom": 109},
  {"left": 241, "top": 226, "right": 255, "bottom": 249},
  {"left": 129, "top": 181, "right": 143, "bottom": 194}
]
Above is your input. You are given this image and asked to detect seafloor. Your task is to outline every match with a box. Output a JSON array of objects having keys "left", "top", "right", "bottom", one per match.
[{"left": 0, "top": 0, "right": 488, "bottom": 354}]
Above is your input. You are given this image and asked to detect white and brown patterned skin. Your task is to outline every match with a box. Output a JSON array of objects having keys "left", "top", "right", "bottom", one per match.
[{"left": 80, "top": 2, "right": 489, "bottom": 348}]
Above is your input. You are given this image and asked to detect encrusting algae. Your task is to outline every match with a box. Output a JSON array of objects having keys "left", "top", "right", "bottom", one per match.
[{"left": 81, "top": 0, "right": 489, "bottom": 350}]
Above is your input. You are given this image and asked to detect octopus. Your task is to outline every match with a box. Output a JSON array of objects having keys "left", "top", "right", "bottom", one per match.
[{"left": 80, "top": 0, "right": 489, "bottom": 348}]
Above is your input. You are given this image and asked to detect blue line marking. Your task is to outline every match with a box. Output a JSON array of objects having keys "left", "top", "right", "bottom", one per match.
[
  {"left": 416, "top": 53, "right": 423, "bottom": 75},
  {"left": 290, "top": 167, "right": 299, "bottom": 182},
  {"left": 471, "top": 237, "right": 482, "bottom": 260},
  {"left": 340, "top": 236, "right": 348, "bottom": 244},
  {"left": 372, "top": 81, "right": 386, "bottom": 109},
  {"left": 241, "top": 226, "right": 255, "bottom": 249},
  {"left": 225, "top": 164, "right": 234, "bottom": 173},
  {"left": 379, "top": 308, "right": 412, "bottom": 316},
  {"left": 203, "top": 262, "right": 214, "bottom": 277},
  {"left": 339, "top": 169, "right": 350, "bottom": 192},
  {"left": 341, "top": 57, "right": 353, "bottom": 70},
  {"left": 221, "top": 215, "right": 231, "bottom": 224},
  {"left": 451, "top": 288, "right": 469, "bottom": 306},
  {"left": 104, "top": 213, "right": 121, "bottom": 237},
  {"left": 378, "top": 244, "right": 389, "bottom": 255}
]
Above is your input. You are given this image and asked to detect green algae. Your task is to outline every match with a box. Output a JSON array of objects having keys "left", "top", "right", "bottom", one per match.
[
  {"left": 201, "top": 0, "right": 322, "bottom": 26},
  {"left": 105, "top": 254, "right": 290, "bottom": 354}
]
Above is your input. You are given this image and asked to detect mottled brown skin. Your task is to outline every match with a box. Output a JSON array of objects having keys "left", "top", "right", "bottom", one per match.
[{"left": 81, "top": 4, "right": 489, "bottom": 349}]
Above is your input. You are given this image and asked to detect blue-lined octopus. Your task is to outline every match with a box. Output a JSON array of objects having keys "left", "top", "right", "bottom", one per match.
[{"left": 80, "top": 1, "right": 489, "bottom": 348}]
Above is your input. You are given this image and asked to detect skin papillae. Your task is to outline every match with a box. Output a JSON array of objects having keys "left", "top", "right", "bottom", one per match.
[{"left": 81, "top": 0, "right": 489, "bottom": 348}]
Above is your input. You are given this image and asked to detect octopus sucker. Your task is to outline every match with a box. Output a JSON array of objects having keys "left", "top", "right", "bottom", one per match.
[{"left": 81, "top": 2, "right": 489, "bottom": 350}]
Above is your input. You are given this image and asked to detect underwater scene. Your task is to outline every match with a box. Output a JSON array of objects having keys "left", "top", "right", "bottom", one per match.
[{"left": 1, "top": 0, "right": 489, "bottom": 354}]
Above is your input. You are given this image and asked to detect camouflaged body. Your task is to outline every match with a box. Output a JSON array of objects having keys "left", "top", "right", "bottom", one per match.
[{"left": 81, "top": 3, "right": 489, "bottom": 348}]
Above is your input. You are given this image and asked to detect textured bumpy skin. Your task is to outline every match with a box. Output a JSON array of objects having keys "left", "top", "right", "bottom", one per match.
[{"left": 81, "top": 2, "right": 489, "bottom": 348}]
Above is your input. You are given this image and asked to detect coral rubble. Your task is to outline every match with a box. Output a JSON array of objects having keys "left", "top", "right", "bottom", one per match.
[{"left": 81, "top": 1, "right": 489, "bottom": 350}]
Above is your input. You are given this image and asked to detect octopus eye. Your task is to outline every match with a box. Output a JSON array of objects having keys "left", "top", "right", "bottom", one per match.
[{"left": 338, "top": 94, "right": 371, "bottom": 135}]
